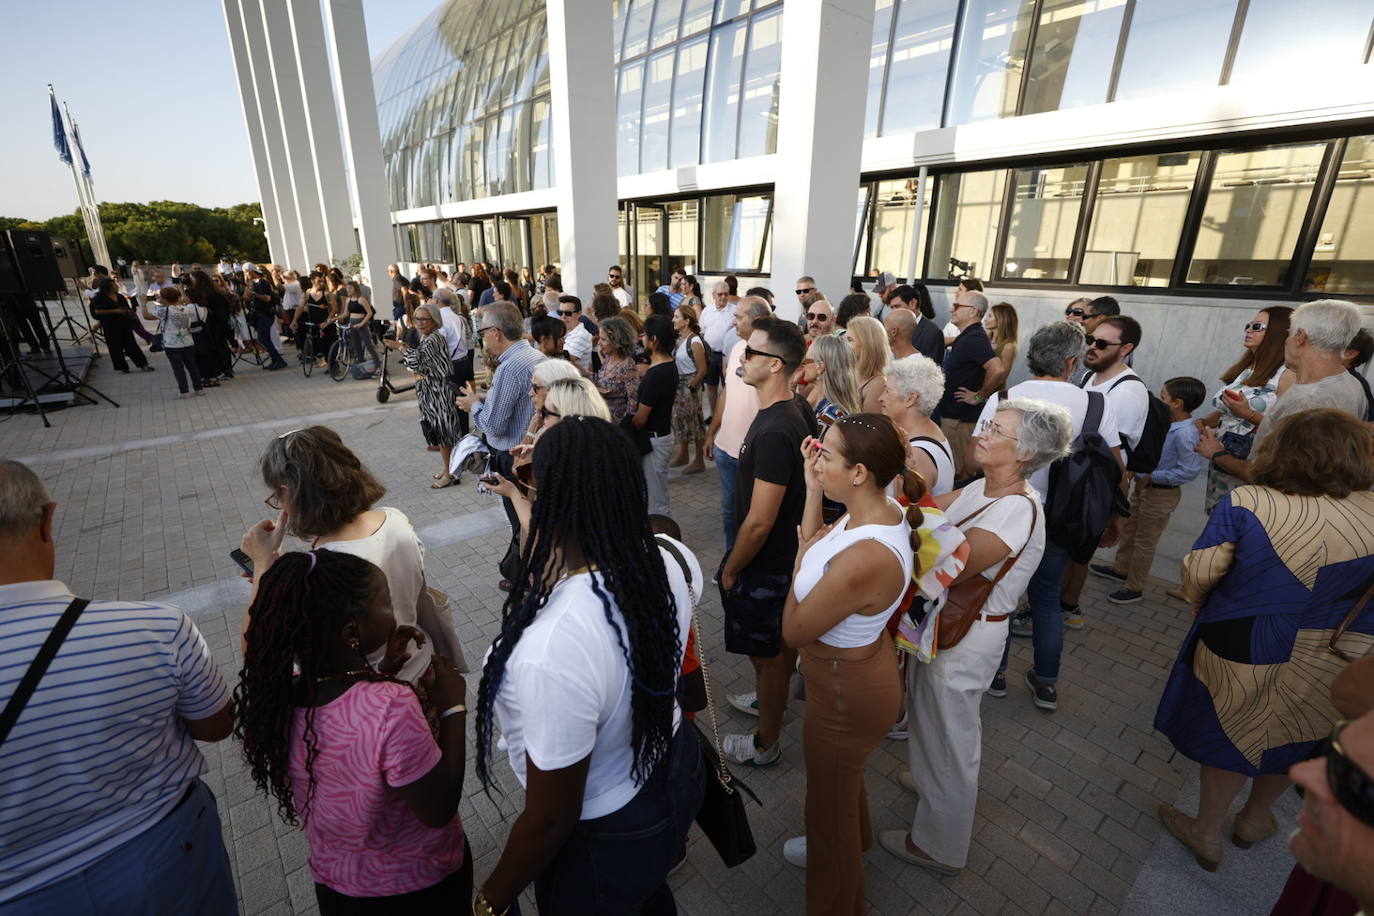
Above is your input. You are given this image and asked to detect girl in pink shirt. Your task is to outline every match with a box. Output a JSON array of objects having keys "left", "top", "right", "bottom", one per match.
[{"left": 235, "top": 550, "right": 470, "bottom": 913}]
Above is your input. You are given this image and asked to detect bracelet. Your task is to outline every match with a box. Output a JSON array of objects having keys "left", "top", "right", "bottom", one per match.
[
  {"left": 974, "top": 393, "right": 985, "bottom": 403},
  {"left": 439, "top": 703, "right": 467, "bottom": 720},
  {"left": 474, "top": 889, "right": 508, "bottom": 916}
]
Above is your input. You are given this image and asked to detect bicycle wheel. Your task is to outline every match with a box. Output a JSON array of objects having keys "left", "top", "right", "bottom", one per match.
[
  {"left": 327, "top": 339, "right": 351, "bottom": 382},
  {"left": 301, "top": 333, "right": 315, "bottom": 377}
]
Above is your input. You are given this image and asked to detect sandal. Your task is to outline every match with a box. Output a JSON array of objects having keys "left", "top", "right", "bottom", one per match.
[
  {"left": 1159, "top": 804, "right": 1223, "bottom": 871},
  {"left": 1232, "top": 813, "right": 1278, "bottom": 849},
  {"left": 430, "top": 475, "right": 455, "bottom": 489}
]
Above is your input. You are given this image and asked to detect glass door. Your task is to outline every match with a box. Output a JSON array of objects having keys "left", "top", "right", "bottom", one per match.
[{"left": 628, "top": 203, "right": 666, "bottom": 306}]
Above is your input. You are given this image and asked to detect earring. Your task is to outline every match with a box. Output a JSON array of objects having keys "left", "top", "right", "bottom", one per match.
[{"left": 348, "top": 635, "right": 361, "bottom": 651}]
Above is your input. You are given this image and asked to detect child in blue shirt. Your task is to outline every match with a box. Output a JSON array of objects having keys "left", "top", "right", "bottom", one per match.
[{"left": 1092, "top": 377, "right": 1206, "bottom": 603}]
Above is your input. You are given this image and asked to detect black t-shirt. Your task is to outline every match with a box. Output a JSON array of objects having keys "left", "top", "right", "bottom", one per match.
[
  {"left": 940, "top": 323, "right": 996, "bottom": 421},
  {"left": 638, "top": 362, "right": 677, "bottom": 435},
  {"left": 251, "top": 279, "right": 279, "bottom": 320},
  {"left": 912, "top": 317, "right": 945, "bottom": 364},
  {"left": 734, "top": 395, "right": 818, "bottom": 573}
]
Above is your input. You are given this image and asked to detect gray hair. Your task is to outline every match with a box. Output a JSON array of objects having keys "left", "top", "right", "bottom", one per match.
[
  {"left": 598, "top": 316, "right": 636, "bottom": 358},
  {"left": 997, "top": 397, "right": 1073, "bottom": 475},
  {"left": 433, "top": 287, "right": 457, "bottom": 307},
  {"left": 884, "top": 355, "right": 944, "bottom": 417},
  {"left": 0, "top": 460, "right": 50, "bottom": 537},
  {"left": 958, "top": 291, "right": 989, "bottom": 315},
  {"left": 412, "top": 303, "right": 442, "bottom": 325},
  {"left": 533, "top": 358, "right": 581, "bottom": 387},
  {"left": 1025, "top": 321, "right": 1085, "bottom": 378},
  {"left": 1292, "top": 299, "right": 1363, "bottom": 352},
  {"left": 481, "top": 302, "right": 523, "bottom": 340}
]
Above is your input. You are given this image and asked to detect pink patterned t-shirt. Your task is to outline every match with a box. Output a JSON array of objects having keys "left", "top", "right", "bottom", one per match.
[{"left": 288, "top": 681, "right": 465, "bottom": 896}]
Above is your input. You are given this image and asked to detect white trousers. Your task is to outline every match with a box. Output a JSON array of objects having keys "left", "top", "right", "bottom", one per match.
[
  {"left": 642, "top": 432, "right": 675, "bottom": 517},
  {"left": 905, "top": 616, "right": 1007, "bottom": 867}
]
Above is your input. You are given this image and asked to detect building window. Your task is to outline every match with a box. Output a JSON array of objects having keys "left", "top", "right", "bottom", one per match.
[
  {"left": 1227, "top": 0, "right": 1373, "bottom": 86},
  {"left": 640, "top": 50, "right": 675, "bottom": 173},
  {"left": 530, "top": 212, "right": 560, "bottom": 271},
  {"left": 455, "top": 221, "right": 484, "bottom": 266},
  {"left": 665, "top": 199, "right": 700, "bottom": 275},
  {"left": 670, "top": 37, "right": 709, "bottom": 168},
  {"left": 880, "top": 0, "right": 959, "bottom": 136},
  {"left": 1112, "top": 0, "right": 1239, "bottom": 101},
  {"left": 1082, "top": 152, "right": 1201, "bottom": 287},
  {"left": 622, "top": 0, "right": 654, "bottom": 59},
  {"left": 616, "top": 62, "right": 645, "bottom": 177},
  {"left": 651, "top": 0, "right": 685, "bottom": 48},
  {"left": 926, "top": 169, "right": 1008, "bottom": 280},
  {"left": 869, "top": 179, "right": 926, "bottom": 279},
  {"left": 1020, "top": 0, "right": 1127, "bottom": 115},
  {"left": 531, "top": 97, "right": 553, "bottom": 189},
  {"left": 1186, "top": 141, "right": 1326, "bottom": 287},
  {"left": 865, "top": 0, "right": 896, "bottom": 138},
  {"left": 702, "top": 21, "right": 746, "bottom": 163},
  {"left": 945, "top": 0, "right": 1036, "bottom": 125},
  {"left": 681, "top": 0, "right": 714, "bottom": 36},
  {"left": 702, "top": 192, "right": 772, "bottom": 272},
  {"left": 1002, "top": 163, "right": 1090, "bottom": 280},
  {"left": 736, "top": 8, "right": 782, "bottom": 159},
  {"left": 1307, "top": 136, "right": 1374, "bottom": 295}
]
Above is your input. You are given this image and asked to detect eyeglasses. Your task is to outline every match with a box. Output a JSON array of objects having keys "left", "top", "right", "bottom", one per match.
[
  {"left": 1328, "top": 719, "right": 1374, "bottom": 829},
  {"left": 1084, "top": 336, "right": 1124, "bottom": 350},
  {"left": 806, "top": 312, "right": 828, "bottom": 322},
  {"left": 608, "top": 273, "right": 622, "bottom": 280},
  {"left": 984, "top": 422, "right": 1019, "bottom": 443},
  {"left": 1244, "top": 322, "right": 1268, "bottom": 332},
  {"left": 530, "top": 383, "right": 547, "bottom": 395},
  {"left": 264, "top": 492, "right": 284, "bottom": 510},
  {"left": 558, "top": 310, "right": 576, "bottom": 317},
  {"left": 744, "top": 345, "right": 785, "bottom": 363},
  {"left": 539, "top": 406, "right": 560, "bottom": 422},
  {"left": 795, "top": 287, "right": 815, "bottom": 297},
  {"left": 1065, "top": 307, "right": 1086, "bottom": 318}
]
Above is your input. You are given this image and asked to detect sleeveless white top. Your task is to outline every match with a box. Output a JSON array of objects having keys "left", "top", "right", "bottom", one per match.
[
  {"left": 890, "top": 435, "right": 955, "bottom": 500},
  {"left": 674, "top": 334, "right": 703, "bottom": 375},
  {"left": 791, "top": 505, "right": 914, "bottom": 648}
]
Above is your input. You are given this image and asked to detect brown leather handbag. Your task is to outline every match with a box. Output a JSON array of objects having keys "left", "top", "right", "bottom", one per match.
[{"left": 938, "top": 495, "right": 1038, "bottom": 651}]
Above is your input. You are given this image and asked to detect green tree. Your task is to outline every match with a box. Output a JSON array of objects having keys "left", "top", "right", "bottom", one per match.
[{"left": 0, "top": 200, "right": 270, "bottom": 264}]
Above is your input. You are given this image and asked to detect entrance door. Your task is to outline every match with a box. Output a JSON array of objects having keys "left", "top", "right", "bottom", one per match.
[{"left": 628, "top": 203, "right": 666, "bottom": 307}]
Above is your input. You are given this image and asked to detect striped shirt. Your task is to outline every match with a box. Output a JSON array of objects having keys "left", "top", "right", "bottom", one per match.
[
  {"left": 0, "top": 580, "right": 230, "bottom": 903},
  {"left": 473, "top": 339, "right": 544, "bottom": 452}
]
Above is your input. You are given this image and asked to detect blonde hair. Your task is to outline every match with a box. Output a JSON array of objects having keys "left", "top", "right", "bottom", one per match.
[
  {"left": 847, "top": 316, "right": 890, "bottom": 381},
  {"left": 544, "top": 377, "right": 611, "bottom": 421},
  {"left": 809, "top": 335, "right": 862, "bottom": 416}
]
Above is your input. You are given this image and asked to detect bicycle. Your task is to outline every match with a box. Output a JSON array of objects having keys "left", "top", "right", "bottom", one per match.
[
  {"left": 297, "top": 321, "right": 318, "bottom": 377},
  {"left": 327, "top": 321, "right": 356, "bottom": 382}
]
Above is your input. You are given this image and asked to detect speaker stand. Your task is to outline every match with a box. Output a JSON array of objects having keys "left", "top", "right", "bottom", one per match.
[
  {"left": 34, "top": 301, "right": 118, "bottom": 408},
  {"left": 0, "top": 313, "right": 52, "bottom": 427}
]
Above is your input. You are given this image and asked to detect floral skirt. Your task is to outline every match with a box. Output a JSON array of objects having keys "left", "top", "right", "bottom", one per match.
[{"left": 672, "top": 373, "right": 705, "bottom": 448}]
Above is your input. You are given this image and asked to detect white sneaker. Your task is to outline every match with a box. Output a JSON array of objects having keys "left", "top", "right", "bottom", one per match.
[
  {"left": 887, "top": 709, "right": 909, "bottom": 740},
  {"left": 721, "top": 732, "right": 780, "bottom": 767},
  {"left": 727, "top": 691, "right": 759, "bottom": 717},
  {"left": 783, "top": 836, "right": 807, "bottom": 868}
]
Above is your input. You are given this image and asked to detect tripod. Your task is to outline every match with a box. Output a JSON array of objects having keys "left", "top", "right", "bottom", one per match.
[
  {"left": 30, "top": 300, "right": 119, "bottom": 408},
  {"left": 45, "top": 288, "right": 103, "bottom": 357},
  {"left": 0, "top": 308, "right": 52, "bottom": 427}
]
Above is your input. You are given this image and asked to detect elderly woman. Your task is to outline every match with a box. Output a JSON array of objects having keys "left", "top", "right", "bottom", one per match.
[
  {"left": 844, "top": 316, "right": 891, "bottom": 415},
  {"left": 884, "top": 398, "right": 1071, "bottom": 876},
  {"left": 521, "top": 358, "right": 582, "bottom": 445},
  {"left": 589, "top": 315, "right": 640, "bottom": 424},
  {"left": 880, "top": 355, "right": 954, "bottom": 495},
  {"left": 382, "top": 303, "right": 461, "bottom": 488},
  {"left": 1154, "top": 409, "right": 1374, "bottom": 872}
]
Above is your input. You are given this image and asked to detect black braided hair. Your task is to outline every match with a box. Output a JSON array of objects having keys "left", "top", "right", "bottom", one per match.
[
  {"left": 475, "top": 417, "right": 681, "bottom": 791},
  {"left": 233, "top": 550, "right": 403, "bottom": 826}
]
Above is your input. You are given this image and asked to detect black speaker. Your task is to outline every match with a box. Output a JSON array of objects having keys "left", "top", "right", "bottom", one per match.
[
  {"left": 52, "top": 237, "right": 87, "bottom": 282},
  {"left": 5, "top": 230, "right": 65, "bottom": 295},
  {"left": 0, "top": 237, "right": 22, "bottom": 295}
]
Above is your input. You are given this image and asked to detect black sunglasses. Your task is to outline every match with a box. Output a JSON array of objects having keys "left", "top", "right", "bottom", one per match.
[
  {"left": 1329, "top": 719, "right": 1374, "bottom": 829},
  {"left": 1084, "top": 336, "right": 1124, "bottom": 350},
  {"left": 795, "top": 287, "right": 815, "bottom": 296},
  {"left": 744, "top": 345, "right": 785, "bottom": 363},
  {"left": 806, "top": 312, "right": 828, "bottom": 321},
  {"left": 1244, "top": 322, "right": 1268, "bottom": 332},
  {"left": 558, "top": 310, "right": 577, "bottom": 317},
  {"left": 1065, "top": 307, "right": 1086, "bottom": 317}
]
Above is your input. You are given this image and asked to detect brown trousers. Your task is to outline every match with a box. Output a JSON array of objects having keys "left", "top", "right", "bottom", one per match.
[
  {"left": 801, "top": 631, "right": 902, "bottom": 915},
  {"left": 1114, "top": 479, "right": 1182, "bottom": 590}
]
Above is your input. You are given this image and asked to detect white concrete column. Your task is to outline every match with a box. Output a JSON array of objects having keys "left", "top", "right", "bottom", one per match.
[
  {"left": 260, "top": 0, "right": 324, "bottom": 268},
  {"left": 221, "top": 0, "right": 285, "bottom": 263},
  {"left": 546, "top": 0, "right": 620, "bottom": 298},
  {"left": 323, "top": 0, "right": 396, "bottom": 288},
  {"left": 768, "top": 0, "right": 875, "bottom": 320},
  {"left": 236, "top": 0, "right": 306, "bottom": 270},
  {"left": 287, "top": 0, "right": 356, "bottom": 264}
]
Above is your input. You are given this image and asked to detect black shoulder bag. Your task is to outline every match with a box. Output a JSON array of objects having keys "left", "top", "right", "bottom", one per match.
[{"left": 0, "top": 598, "right": 90, "bottom": 749}]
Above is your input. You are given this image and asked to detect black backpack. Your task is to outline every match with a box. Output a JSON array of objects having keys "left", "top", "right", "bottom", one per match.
[
  {"left": 1082, "top": 373, "right": 1171, "bottom": 473},
  {"left": 1044, "top": 392, "right": 1125, "bottom": 563}
]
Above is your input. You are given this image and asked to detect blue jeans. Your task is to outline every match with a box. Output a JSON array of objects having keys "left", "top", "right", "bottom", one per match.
[
  {"left": 997, "top": 538, "right": 1071, "bottom": 683},
  {"left": 253, "top": 313, "right": 283, "bottom": 363},
  {"left": 6, "top": 780, "right": 235, "bottom": 915},
  {"left": 528, "top": 723, "right": 705, "bottom": 915},
  {"left": 714, "top": 445, "right": 739, "bottom": 553}
]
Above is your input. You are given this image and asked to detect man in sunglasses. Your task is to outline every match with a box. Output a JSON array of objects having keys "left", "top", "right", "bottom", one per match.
[
  {"left": 556, "top": 295, "right": 593, "bottom": 368},
  {"left": 607, "top": 264, "right": 634, "bottom": 309},
  {"left": 794, "top": 276, "right": 821, "bottom": 331},
  {"left": 804, "top": 299, "right": 836, "bottom": 342},
  {"left": 938, "top": 290, "right": 1003, "bottom": 478}
]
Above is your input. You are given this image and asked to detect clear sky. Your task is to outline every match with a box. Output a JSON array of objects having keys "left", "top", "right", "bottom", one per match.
[{"left": 0, "top": 0, "right": 440, "bottom": 221}]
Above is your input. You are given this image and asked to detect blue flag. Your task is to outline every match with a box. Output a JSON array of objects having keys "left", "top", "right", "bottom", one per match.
[
  {"left": 50, "top": 91, "right": 72, "bottom": 166},
  {"left": 70, "top": 117, "right": 92, "bottom": 179}
]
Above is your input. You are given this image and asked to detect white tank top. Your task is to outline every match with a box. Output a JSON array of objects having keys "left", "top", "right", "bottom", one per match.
[
  {"left": 674, "top": 334, "right": 702, "bottom": 374},
  {"left": 889, "top": 435, "right": 955, "bottom": 500},
  {"left": 791, "top": 506, "right": 914, "bottom": 648}
]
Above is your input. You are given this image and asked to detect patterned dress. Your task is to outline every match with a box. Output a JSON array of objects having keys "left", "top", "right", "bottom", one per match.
[
  {"left": 401, "top": 332, "right": 460, "bottom": 447},
  {"left": 1204, "top": 366, "right": 1286, "bottom": 513},
  {"left": 592, "top": 357, "right": 640, "bottom": 425},
  {"left": 1154, "top": 486, "right": 1374, "bottom": 776}
]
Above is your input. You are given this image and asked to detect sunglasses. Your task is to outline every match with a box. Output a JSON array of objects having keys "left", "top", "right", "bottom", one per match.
[
  {"left": 539, "top": 406, "right": 560, "bottom": 423},
  {"left": 1328, "top": 719, "right": 1374, "bottom": 829},
  {"left": 795, "top": 287, "right": 815, "bottom": 296},
  {"left": 1244, "top": 322, "right": 1268, "bottom": 332},
  {"left": 558, "top": 310, "right": 577, "bottom": 317},
  {"left": 744, "top": 345, "right": 785, "bottom": 363},
  {"left": 806, "top": 312, "right": 828, "bottom": 322},
  {"left": 1084, "top": 336, "right": 1124, "bottom": 350},
  {"left": 1065, "top": 307, "right": 1086, "bottom": 318}
]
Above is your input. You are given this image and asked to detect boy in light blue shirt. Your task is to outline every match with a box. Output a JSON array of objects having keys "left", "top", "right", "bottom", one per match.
[{"left": 1092, "top": 377, "right": 1206, "bottom": 603}]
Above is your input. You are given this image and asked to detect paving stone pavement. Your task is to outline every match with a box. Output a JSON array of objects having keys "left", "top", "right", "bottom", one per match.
[{"left": 5, "top": 343, "right": 1301, "bottom": 915}]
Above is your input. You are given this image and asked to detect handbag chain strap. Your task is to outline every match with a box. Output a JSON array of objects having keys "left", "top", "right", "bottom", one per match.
[
  {"left": 1329, "top": 577, "right": 1374, "bottom": 663},
  {"left": 656, "top": 537, "right": 733, "bottom": 790}
]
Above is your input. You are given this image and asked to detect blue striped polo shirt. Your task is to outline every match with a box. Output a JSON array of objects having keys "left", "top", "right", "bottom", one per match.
[{"left": 0, "top": 580, "right": 231, "bottom": 903}]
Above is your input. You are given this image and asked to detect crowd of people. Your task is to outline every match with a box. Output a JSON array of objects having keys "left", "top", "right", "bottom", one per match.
[{"left": 3, "top": 256, "right": 1373, "bottom": 916}]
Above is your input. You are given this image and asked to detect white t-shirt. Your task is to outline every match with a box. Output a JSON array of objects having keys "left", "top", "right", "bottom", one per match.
[
  {"left": 438, "top": 306, "right": 468, "bottom": 359},
  {"left": 564, "top": 323, "right": 593, "bottom": 366},
  {"left": 675, "top": 334, "right": 704, "bottom": 375},
  {"left": 493, "top": 568, "right": 692, "bottom": 820},
  {"left": 1082, "top": 369, "right": 1148, "bottom": 452},
  {"left": 317, "top": 507, "right": 434, "bottom": 683},
  {"left": 281, "top": 280, "right": 303, "bottom": 311},
  {"left": 699, "top": 301, "right": 737, "bottom": 352},
  {"left": 975, "top": 379, "right": 1122, "bottom": 500},
  {"left": 611, "top": 286, "right": 634, "bottom": 309},
  {"left": 945, "top": 479, "right": 1045, "bottom": 619}
]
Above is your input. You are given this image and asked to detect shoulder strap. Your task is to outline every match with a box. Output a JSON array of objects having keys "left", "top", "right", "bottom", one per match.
[
  {"left": 1078, "top": 372, "right": 1091, "bottom": 389},
  {"left": 985, "top": 495, "right": 1040, "bottom": 588},
  {"left": 0, "top": 598, "right": 90, "bottom": 749},
  {"left": 1108, "top": 373, "right": 1146, "bottom": 393},
  {"left": 1083, "top": 391, "right": 1104, "bottom": 438},
  {"left": 912, "top": 435, "right": 953, "bottom": 463}
]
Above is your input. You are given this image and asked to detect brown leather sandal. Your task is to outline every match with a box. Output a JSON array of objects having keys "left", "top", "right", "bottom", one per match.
[
  {"left": 1159, "top": 804, "right": 1223, "bottom": 872},
  {"left": 1232, "top": 813, "right": 1278, "bottom": 849}
]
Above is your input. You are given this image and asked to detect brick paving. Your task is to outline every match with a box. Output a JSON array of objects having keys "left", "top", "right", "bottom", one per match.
[{"left": 7, "top": 342, "right": 1298, "bottom": 914}]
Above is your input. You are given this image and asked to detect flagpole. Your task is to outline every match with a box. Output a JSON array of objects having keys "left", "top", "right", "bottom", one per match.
[
  {"left": 64, "top": 104, "right": 112, "bottom": 270},
  {"left": 50, "top": 85, "right": 97, "bottom": 273}
]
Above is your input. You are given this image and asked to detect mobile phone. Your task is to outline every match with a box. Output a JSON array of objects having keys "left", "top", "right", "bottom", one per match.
[
  {"left": 479, "top": 473, "right": 501, "bottom": 486},
  {"left": 230, "top": 548, "right": 254, "bottom": 576}
]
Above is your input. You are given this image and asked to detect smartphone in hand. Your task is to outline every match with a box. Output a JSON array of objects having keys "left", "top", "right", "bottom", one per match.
[{"left": 230, "top": 548, "right": 254, "bottom": 576}]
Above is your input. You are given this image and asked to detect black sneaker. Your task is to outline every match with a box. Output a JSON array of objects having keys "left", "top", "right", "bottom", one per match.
[
  {"left": 1108, "top": 588, "right": 1143, "bottom": 605},
  {"left": 1010, "top": 611, "right": 1033, "bottom": 638},
  {"left": 987, "top": 671, "right": 1007, "bottom": 698},
  {"left": 1090, "top": 563, "right": 1127, "bottom": 582},
  {"left": 1025, "top": 670, "right": 1058, "bottom": 711}
]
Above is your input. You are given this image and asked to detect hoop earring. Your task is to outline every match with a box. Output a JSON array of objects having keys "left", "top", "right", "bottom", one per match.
[{"left": 347, "top": 635, "right": 361, "bottom": 652}]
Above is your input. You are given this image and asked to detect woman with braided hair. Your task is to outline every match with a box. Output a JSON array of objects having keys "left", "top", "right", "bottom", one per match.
[
  {"left": 234, "top": 549, "right": 470, "bottom": 914},
  {"left": 472, "top": 417, "right": 705, "bottom": 916}
]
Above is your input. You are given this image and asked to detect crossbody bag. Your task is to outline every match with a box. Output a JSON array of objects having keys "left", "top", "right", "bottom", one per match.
[{"left": 0, "top": 598, "right": 90, "bottom": 749}]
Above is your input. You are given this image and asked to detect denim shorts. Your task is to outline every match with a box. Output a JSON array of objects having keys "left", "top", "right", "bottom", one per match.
[{"left": 719, "top": 561, "right": 792, "bottom": 658}]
